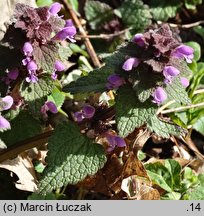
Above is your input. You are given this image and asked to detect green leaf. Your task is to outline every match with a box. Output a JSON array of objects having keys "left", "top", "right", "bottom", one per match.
[
  {"left": 164, "top": 159, "right": 181, "bottom": 190},
  {"left": 68, "top": 0, "right": 78, "bottom": 12},
  {"left": 47, "top": 87, "right": 65, "bottom": 109},
  {"left": 145, "top": 162, "right": 173, "bottom": 192},
  {"left": 0, "top": 111, "right": 42, "bottom": 147},
  {"left": 20, "top": 76, "right": 54, "bottom": 102},
  {"left": 58, "top": 45, "right": 73, "bottom": 61},
  {"left": 194, "top": 26, "right": 204, "bottom": 40},
  {"left": 63, "top": 66, "right": 114, "bottom": 93},
  {"left": 184, "top": 0, "right": 202, "bottom": 10},
  {"left": 84, "top": 1, "right": 114, "bottom": 30},
  {"left": 193, "top": 116, "right": 204, "bottom": 136},
  {"left": 188, "top": 185, "right": 204, "bottom": 200},
  {"left": 118, "top": 0, "right": 152, "bottom": 32},
  {"left": 150, "top": 0, "right": 181, "bottom": 21},
  {"left": 36, "top": 0, "right": 53, "bottom": 7},
  {"left": 116, "top": 86, "right": 182, "bottom": 138},
  {"left": 39, "top": 122, "right": 106, "bottom": 195},
  {"left": 161, "top": 192, "right": 181, "bottom": 200},
  {"left": 33, "top": 42, "right": 61, "bottom": 73},
  {"left": 28, "top": 192, "right": 56, "bottom": 200},
  {"left": 185, "top": 41, "right": 201, "bottom": 62}
]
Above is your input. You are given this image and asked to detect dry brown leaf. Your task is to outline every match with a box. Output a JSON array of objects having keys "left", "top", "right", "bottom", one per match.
[
  {"left": 0, "top": 154, "right": 38, "bottom": 192},
  {"left": 121, "top": 175, "right": 160, "bottom": 200},
  {"left": 122, "top": 152, "right": 149, "bottom": 179}
]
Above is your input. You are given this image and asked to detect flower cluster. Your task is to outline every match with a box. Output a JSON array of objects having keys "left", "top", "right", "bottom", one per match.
[
  {"left": 106, "top": 25, "right": 194, "bottom": 105},
  {"left": 0, "top": 96, "right": 13, "bottom": 131},
  {"left": 22, "top": 42, "right": 39, "bottom": 83},
  {"left": 74, "top": 105, "right": 95, "bottom": 122}
]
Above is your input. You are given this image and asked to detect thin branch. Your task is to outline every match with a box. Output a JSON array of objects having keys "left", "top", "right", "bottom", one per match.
[
  {"left": 161, "top": 101, "right": 204, "bottom": 114},
  {"left": 193, "top": 89, "right": 204, "bottom": 95},
  {"left": 76, "top": 28, "right": 129, "bottom": 40},
  {"left": 59, "top": 0, "right": 101, "bottom": 68},
  {"left": 0, "top": 130, "right": 53, "bottom": 163},
  {"left": 156, "top": 100, "right": 176, "bottom": 115},
  {"left": 157, "top": 20, "right": 204, "bottom": 28}
]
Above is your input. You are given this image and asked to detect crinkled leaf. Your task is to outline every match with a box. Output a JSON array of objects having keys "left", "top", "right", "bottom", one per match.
[
  {"left": 0, "top": 111, "right": 42, "bottom": 147},
  {"left": 20, "top": 76, "right": 54, "bottom": 102},
  {"left": 118, "top": 0, "right": 152, "bottom": 32},
  {"left": 63, "top": 66, "right": 114, "bottom": 93},
  {"left": 33, "top": 42, "right": 60, "bottom": 73},
  {"left": 84, "top": 1, "right": 114, "bottom": 30},
  {"left": 58, "top": 45, "right": 73, "bottom": 61},
  {"left": 116, "top": 86, "right": 182, "bottom": 138},
  {"left": 39, "top": 122, "right": 106, "bottom": 195},
  {"left": 150, "top": 0, "right": 181, "bottom": 21}
]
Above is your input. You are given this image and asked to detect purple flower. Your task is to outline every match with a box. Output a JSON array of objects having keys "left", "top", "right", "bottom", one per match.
[
  {"left": 49, "top": 2, "right": 62, "bottom": 16},
  {"left": 55, "top": 60, "right": 65, "bottom": 71},
  {"left": 152, "top": 87, "right": 167, "bottom": 105},
  {"left": 133, "top": 33, "right": 145, "bottom": 47},
  {"left": 22, "top": 42, "right": 33, "bottom": 56},
  {"left": 51, "top": 71, "right": 58, "bottom": 80},
  {"left": 41, "top": 101, "right": 58, "bottom": 118},
  {"left": 180, "top": 77, "right": 189, "bottom": 88},
  {"left": 27, "top": 60, "right": 37, "bottom": 71},
  {"left": 74, "top": 111, "right": 84, "bottom": 122},
  {"left": 0, "top": 116, "right": 11, "bottom": 131},
  {"left": 122, "top": 57, "right": 140, "bottom": 71},
  {"left": 7, "top": 69, "right": 19, "bottom": 80},
  {"left": 22, "top": 56, "right": 31, "bottom": 66},
  {"left": 65, "top": 19, "right": 74, "bottom": 27},
  {"left": 0, "top": 96, "right": 13, "bottom": 111},
  {"left": 54, "top": 26, "right": 77, "bottom": 42},
  {"left": 106, "top": 74, "right": 124, "bottom": 89},
  {"left": 82, "top": 105, "right": 95, "bottom": 118},
  {"left": 74, "top": 105, "right": 95, "bottom": 122},
  {"left": 163, "top": 66, "right": 180, "bottom": 83},
  {"left": 26, "top": 71, "right": 38, "bottom": 83},
  {"left": 172, "top": 45, "right": 194, "bottom": 63},
  {"left": 105, "top": 134, "right": 126, "bottom": 152}
]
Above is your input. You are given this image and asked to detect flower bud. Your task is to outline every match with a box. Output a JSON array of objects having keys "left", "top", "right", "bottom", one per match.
[
  {"left": 55, "top": 60, "right": 65, "bottom": 71},
  {"left": 133, "top": 33, "right": 145, "bottom": 47},
  {"left": 122, "top": 57, "right": 140, "bottom": 71},
  {"left": 0, "top": 116, "right": 11, "bottom": 130},
  {"left": 82, "top": 105, "right": 95, "bottom": 119},
  {"left": 49, "top": 2, "right": 62, "bottom": 16},
  {"left": 180, "top": 77, "right": 189, "bottom": 88},
  {"left": 152, "top": 87, "right": 167, "bottom": 105},
  {"left": 0, "top": 96, "right": 13, "bottom": 111},
  {"left": 23, "top": 42, "right": 33, "bottom": 56},
  {"left": 27, "top": 60, "right": 37, "bottom": 71},
  {"left": 106, "top": 74, "right": 124, "bottom": 89}
]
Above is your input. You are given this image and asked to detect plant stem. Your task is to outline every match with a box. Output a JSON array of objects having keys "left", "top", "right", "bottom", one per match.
[
  {"left": 160, "top": 101, "right": 204, "bottom": 114},
  {"left": 59, "top": 0, "right": 101, "bottom": 68},
  {"left": 0, "top": 130, "right": 53, "bottom": 163}
]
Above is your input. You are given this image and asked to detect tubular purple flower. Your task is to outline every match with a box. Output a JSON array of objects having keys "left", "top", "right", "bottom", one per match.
[
  {"left": 26, "top": 71, "right": 38, "bottom": 83},
  {"left": 55, "top": 60, "right": 65, "bottom": 71},
  {"left": 152, "top": 87, "right": 167, "bottom": 105},
  {"left": 133, "top": 33, "right": 145, "bottom": 47},
  {"left": 7, "top": 69, "right": 19, "bottom": 80},
  {"left": 74, "top": 111, "right": 84, "bottom": 122},
  {"left": 0, "top": 96, "right": 13, "bottom": 111},
  {"left": 180, "top": 77, "right": 189, "bottom": 88},
  {"left": 41, "top": 101, "right": 58, "bottom": 118},
  {"left": 163, "top": 66, "right": 180, "bottom": 83},
  {"left": 49, "top": 2, "right": 62, "bottom": 16},
  {"left": 23, "top": 42, "right": 33, "bottom": 56},
  {"left": 106, "top": 134, "right": 126, "bottom": 152},
  {"left": 172, "top": 45, "right": 194, "bottom": 63},
  {"left": 65, "top": 19, "right": 74, "bottom": 27},
  {"left": 106, "top": 74, "right": 124, "bottom": 89},
  {"left": 54, "top": 26, "right": 77, "bottom": 42},
  {"left": 122, "top": 57, "right": 140, "bottom": 71},
  {"left": 27, "top": 60, "right": 37, "bottom": 71},
  {"left": 22, "top": 57, "right": 31, "bottom": 66},
  {"left": 82, "top": 105, "right": 95, "bottom": 119},
  {"left": 0, "top": 116, "right": 11, "bottom": 130},
  {"left": 51, "top": 71, "right": 57, "bottom": 80}
]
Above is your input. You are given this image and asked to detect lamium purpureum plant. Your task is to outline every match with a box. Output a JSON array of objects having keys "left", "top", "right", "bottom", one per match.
[{"left": 65, "top": 24, "right": 193, "bottom": 139}]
